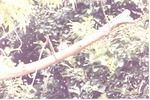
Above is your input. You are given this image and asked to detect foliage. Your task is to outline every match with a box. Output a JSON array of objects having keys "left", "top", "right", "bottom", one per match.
[
  {"left": 0, "top": 0, "right": 33, "bottom": 33},
  {"left": 70, "top": 16, "right": 97, "bottom": 40},
  {"left": 0, "top": 0, "right": 149, "bottom": 99},
  {"left": 39, "top": 0, "right": 63, "bottom": 8}
]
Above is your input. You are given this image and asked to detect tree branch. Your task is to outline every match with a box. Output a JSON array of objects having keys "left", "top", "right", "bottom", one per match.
[{"left": 0, "top": 10, "right": 135, "bottom": 80}]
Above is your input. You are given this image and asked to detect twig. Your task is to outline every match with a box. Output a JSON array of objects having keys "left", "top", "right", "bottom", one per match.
[
  {"left": 30, "top": 40, "right": 47, "bottom": 86},
  {"left": 100, "top": 0, "right": 109, "bottom": 23},
  {"left": 45, "top": 35, "right": 57, "bottom": 59},
  {"left": 0, "top": 48, "right": 6, "bottom": 56},
  {"left": 13, "top": 27, "right": 23, "bottom": 52},
  {"left": 24, "top": 39, "right": 47, "bottom": 99},
  {"left": 0, "top": 10, "right": 135, "bottom": 80},
  {"left": 0, "top": 26, "right": 9, "bottom": 40}
]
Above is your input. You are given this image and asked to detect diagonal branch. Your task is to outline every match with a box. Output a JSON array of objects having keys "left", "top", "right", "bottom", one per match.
[{"left": 0, "top": 10, "right": 135, "bottom": 80}]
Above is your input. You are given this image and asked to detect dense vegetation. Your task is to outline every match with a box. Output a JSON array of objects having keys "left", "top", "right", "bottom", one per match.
[{"left": 0, "top": 0, "right": 149, "bottom": 99}]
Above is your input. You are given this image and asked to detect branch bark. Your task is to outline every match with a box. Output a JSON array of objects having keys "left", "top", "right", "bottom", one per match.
[{"left": 0, "top": 10, "right": 134, "bottom": 80}]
